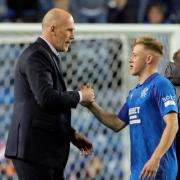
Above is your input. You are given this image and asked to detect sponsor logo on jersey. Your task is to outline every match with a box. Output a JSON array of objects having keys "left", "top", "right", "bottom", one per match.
[
  {"left": 129, "top": 107, "right": 141, "bottom": 124},
  {"left": 162, "top": 95, "right": 176, "bottom": 107},
  {"left": 129, "top": 107, "right": 140, "bottom": 115}
]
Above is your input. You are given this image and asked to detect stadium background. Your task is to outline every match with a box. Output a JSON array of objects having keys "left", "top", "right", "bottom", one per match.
[
  {"left": 0, "top": 0, "right": 180, "bottom": 179},
  {"left": 0, "top": 24, "right": 179, "bottom": 180}
]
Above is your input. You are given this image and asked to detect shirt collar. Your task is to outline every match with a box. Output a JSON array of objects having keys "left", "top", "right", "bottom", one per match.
[
  {"left": 143, "top": 73, "right": 159, "bottom": 85},
  {"left": 40, "top": 36, "right": 60, "bottom": 57},
  {"left": 137, "top": 73, "right": 159, "bottom": 88}
]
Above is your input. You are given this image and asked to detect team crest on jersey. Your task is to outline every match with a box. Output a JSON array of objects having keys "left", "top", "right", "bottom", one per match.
[
  {"left": 130, "top": 93, "right": 133, "bottom": 99},
  {"left": 141, "top": 87, "right": 148, "bottom": 98}
]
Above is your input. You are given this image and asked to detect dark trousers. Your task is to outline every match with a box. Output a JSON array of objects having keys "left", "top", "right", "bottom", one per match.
[{"left": 12, "top": 159, "right": 64, "bottom": 180}]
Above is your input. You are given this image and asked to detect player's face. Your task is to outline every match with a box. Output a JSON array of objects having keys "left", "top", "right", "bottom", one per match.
[
  {"left": 54, "top": 16, "right": 75, "bottom": 52},
  {"left": 129, "top": 44, "right": 148, "bottom": 76}
]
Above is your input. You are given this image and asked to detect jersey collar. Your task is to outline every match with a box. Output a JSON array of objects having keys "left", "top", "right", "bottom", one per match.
[{"left": 137, "top": 73, "right": 159, "bottom": 87}]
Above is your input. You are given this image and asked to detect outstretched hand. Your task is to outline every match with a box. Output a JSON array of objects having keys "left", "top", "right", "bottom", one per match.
[
  {"left": 80, "top": 82, "right": 95, "bottom": 107},
  {"left": 71, "top": 132, "right": 93, "bottom": 156}
]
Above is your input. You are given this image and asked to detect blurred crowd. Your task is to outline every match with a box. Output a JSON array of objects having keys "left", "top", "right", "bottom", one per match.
[{"left": 0, "top": 0, "right": 180, "bottom": 23}]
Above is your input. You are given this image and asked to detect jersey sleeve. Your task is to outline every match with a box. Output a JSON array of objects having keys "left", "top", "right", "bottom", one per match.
[
  {"left": 152, "top": 78, "right": 178, "bottom": 117},
  {"left": 118, "top": 102, "right": 129, "bottom": 124}
]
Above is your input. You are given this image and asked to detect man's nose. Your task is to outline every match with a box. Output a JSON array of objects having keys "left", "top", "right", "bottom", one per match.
[
  {"left": 129, "top": 57, "right": 133, "bottom": 63},
  {"left": 70, "top": 32, "right": 75, "bottom": 41}
]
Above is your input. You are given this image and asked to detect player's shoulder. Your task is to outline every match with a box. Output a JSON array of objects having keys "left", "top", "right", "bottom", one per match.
[
  {"left": 153, "top": 73, "right": 174, "bottom": 88},
  {"left": 154, "top": 73, "right": 170, "bottom": 83}
]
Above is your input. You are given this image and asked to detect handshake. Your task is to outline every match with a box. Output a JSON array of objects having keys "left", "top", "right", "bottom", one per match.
[{"left": 80, "top": 83, "right": 95, "bottom": 107}]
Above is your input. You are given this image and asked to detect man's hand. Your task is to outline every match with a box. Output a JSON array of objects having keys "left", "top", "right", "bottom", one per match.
[
  {"left": 71, "top": 132, "right": 93, "bottom": 155},
  {"left": 140, "top": 156, "right": 160, "bottom": 180},
  {"left": 80, "top": 83, "right": 95, "bottom": 105},
  {"left": 140, "top": 112, "right": 178, "bottom": 180}
]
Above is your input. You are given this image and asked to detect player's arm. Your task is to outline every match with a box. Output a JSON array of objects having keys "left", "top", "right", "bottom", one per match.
[
  {"left": 140, "top": 112, "right": 178, "bottom": 179},
  {"left": 87, "top": 101, "right": 127, "bottom": 132},
  {"left": 152, "top": 112, "right": 178, "bottom": 160}
]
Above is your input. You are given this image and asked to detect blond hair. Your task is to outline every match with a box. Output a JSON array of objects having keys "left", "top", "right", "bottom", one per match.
[{"left": 133, "top": 36, "right": 163, "bottom": 55}]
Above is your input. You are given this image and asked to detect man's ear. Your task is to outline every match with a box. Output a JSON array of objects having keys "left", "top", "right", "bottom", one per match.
[
  {"left": 50, "top": 25, "right": 55, "bottom": 32},
  {"left": 146, "top": 55, "right": 153, "bottom": 64}
]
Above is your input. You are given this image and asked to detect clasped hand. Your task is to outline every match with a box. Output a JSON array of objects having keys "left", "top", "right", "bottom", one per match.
[{"left": 80, "top": 83, "right": 95, "bottom": 106}]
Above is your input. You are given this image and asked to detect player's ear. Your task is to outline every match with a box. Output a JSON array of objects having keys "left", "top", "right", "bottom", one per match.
[{"left": 146, "top": 55, "right": 153, "bottom": 64}]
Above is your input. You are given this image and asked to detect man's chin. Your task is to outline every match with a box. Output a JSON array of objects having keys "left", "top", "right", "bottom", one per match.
[
  {"left": 67, "top": 47, "right": 71, "bottom": 52},
  {"left": 130, "top": 70, "right": 134, "bottom": 75},
  {"left": 58, "top": 46, "right": 69, "bottom": 52},
  {"left": 63, "top": 46, "right": 71, "bottom": 52},
  {"left": 130, "top": 71, "right": 137, "bottom": 76}
]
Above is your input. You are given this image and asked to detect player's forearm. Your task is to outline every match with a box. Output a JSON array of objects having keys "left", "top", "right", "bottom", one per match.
[
  {"left": 151, "top": 115, "right": 178, "bottom": 161},
  {"left": 88, "top": 102, "right": 125, "bottom": 132}
]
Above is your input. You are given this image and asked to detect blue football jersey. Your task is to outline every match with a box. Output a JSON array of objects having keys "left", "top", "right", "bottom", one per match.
[{"left": 118, "top": 73, "right": 178, "bottom": 180}]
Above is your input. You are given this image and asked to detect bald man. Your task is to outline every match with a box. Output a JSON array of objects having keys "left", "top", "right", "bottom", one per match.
[{"left": 5, "top": 8, "right": 94, "bottom": 180}]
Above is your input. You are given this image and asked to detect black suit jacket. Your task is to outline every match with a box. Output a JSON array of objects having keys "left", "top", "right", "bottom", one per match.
[{"left": 5, "top": 38, "right": 80, "bottom": 170}]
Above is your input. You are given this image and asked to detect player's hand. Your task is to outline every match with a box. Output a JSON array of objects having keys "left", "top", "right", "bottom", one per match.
[
  {"left": 140, "top": 157, "right": 160, "bottom": 180},
  {"left": 71, "top": 132, "right": 93, "bottom": 156},
  {"left": 80, "top": 82, "right": 95, "bottom": 106}
]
